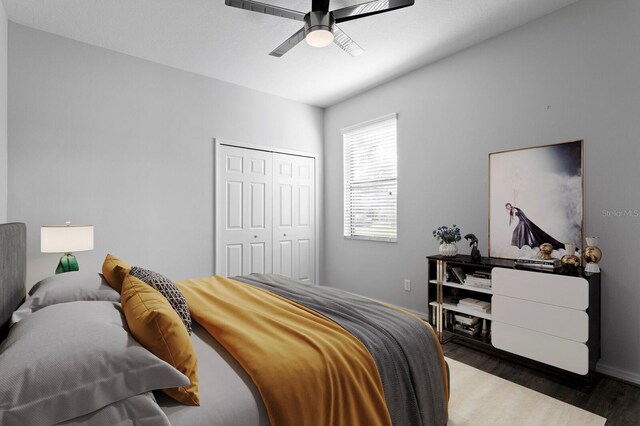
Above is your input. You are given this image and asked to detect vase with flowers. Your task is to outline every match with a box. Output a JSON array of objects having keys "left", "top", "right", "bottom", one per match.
[{"left": 433, "top": 225, "right": 461, "bottom": 257}]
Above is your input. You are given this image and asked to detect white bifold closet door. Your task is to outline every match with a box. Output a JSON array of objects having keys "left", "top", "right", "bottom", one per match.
[
  {"left": 217, "top": 144, "right": 315, "bottom": 282},
  {"left": 217, "top": 145, "right": 273, "bottom": 278},
  {"left": 272, "top": 153, "right": 315, "bottom": 282}
]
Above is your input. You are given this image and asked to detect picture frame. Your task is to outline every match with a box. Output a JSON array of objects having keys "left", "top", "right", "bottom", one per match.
[{"left": 488, "top": 140, "right": 583, "bottom": 260}]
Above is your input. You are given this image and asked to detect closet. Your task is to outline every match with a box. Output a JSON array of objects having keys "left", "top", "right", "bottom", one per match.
[{"left": 216, "top": 143, "right": 316, "bottom": 283}]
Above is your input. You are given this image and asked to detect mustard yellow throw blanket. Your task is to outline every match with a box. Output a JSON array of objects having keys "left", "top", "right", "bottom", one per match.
[{"left": 177, "top": 275, "right": 392, "bottom": 426}]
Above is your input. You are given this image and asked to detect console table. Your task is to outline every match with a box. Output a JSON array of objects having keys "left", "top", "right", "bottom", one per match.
[{"left": 427, "top": 254, "right": 601, "bottom": 383}]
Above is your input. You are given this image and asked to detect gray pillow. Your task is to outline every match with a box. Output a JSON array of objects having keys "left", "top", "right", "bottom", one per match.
[
  {"left": 56, "top": 392, "right": 171, "bottom": 426},
  {"left": 0, "top": 301, "right": 189, "bottom": 425},
  {"left": 28, "top": 271, "right": 120, "bottom": 310},
  {"left": 9, "top": 300, "right": 35, "bottom": 327}
]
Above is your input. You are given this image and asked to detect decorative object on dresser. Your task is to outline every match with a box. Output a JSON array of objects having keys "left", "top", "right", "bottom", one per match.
[
  {"left": 41, "top": 222, "right": 94, "bottom": 274},
  {"left": 538, "top": 242, "right": 554, "bottom": 259},
  {"left": 439, "top": 243, "right": 458, "bottom": 257},
  {"left": 561, "top": 242, "right": 581, "bottom": 272},
  {"left": 464, "top": 233, "right": 482, "bottom": 261},
  {"left": 489, "top": 140, "right": 583, "bottom": 260},
  {"left": 564, "top": 242, "right": 577, "bottom": 257},
  {"left": 433, "top": 224, "right": 461, "bottom": 257},
  {"left": 427, "top": 254, "right": 600, "bottom": 385},
  {"left": 583, "top": 236, "right": 602, "bottom": 273}
]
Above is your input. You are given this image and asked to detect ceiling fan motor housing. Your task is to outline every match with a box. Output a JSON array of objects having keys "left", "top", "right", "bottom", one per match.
[{"left": 305, "top": 11, "right": 335, "bottom": 36}]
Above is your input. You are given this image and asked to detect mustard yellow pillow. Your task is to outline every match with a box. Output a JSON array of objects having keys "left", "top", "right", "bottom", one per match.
[
  {"left": 101, "top": 253, "right": 131, "bottom": 293},
  {"left": 121, "top": 274, "right": 200, "bottom": 405}
]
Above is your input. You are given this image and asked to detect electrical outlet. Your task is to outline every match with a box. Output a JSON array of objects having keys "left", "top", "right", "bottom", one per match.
[{"left": 404, "top": 279, "right": 411, "bottom": 292}]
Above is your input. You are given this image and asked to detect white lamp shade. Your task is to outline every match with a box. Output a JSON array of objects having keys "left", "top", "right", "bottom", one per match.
[{"left": 41, "top": 225, "right": 94, "bottom": 253}]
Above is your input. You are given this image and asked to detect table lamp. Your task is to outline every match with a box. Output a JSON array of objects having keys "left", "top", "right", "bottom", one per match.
[{"left": 41, "top": 222, "right": 94, "bottom": 274}]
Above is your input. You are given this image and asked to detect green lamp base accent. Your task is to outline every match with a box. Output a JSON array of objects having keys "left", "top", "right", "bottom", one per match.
[{"left": 55, "top": 253, "right": 79, "bottom": 274}]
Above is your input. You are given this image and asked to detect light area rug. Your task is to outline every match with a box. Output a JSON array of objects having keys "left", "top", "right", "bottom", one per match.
[{"left": 446, "top": 358, "right": 606, "bottom": 426}]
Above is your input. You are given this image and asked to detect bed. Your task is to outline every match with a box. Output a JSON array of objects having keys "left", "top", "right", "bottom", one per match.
[{"left": 0, "top": 222, "right": 449, "bottom": 425}]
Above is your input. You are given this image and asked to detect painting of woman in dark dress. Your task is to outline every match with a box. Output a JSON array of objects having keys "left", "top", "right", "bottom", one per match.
[
  {"left": 505, "top": 203, "right": 565, "bottom": 250},
  {"left": 489, "top": 141, "right": 583, "bottom": 259}
]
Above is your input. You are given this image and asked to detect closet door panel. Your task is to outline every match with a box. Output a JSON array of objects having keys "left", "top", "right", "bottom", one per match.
[
  {"left": 250, "top": 183, "right": 266, "bottom": 229},
  {"left": 273, "top": 153, "right": 315, "bottom": 282},
  {"left": 277, "top": 240, "right": 293, "bottom": 277},
  {"left": 217, "top": 145, "right": 273, "bottom": 277},
  {"left": 250, "top": 242, "right": 266, "bottom": 274},
  {"left": 226, "top": 244, "right": 243, "bottom": 277},
  {"left": 297, "top": 239, "right": 311, "bottom": 281}
]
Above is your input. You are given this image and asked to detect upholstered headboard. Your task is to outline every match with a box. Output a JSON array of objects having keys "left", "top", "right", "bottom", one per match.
[{"left": 0, "top": 223, "right": 26, "bottom": 341}]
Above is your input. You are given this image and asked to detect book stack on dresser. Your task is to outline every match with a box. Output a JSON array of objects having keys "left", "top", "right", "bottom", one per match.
[
  {"left": 453, "top": 313, "right": 481, "bottom": 335},
  {"left": 459, "top": 297, "right": 491, "bottom": 313},
  {"left": 515, "top": 257, "right": 561, "bottom": 271}
]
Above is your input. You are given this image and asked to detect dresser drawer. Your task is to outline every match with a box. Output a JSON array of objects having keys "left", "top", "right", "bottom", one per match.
[
  {"left": 492, "top": 268, "right": 588, "bottom": 309},
  {"left": 492, "top": 321, "right": 588, "bottom": 375},
  {"left": 492, "top": 295, "right": 588, "bottom": 342}
]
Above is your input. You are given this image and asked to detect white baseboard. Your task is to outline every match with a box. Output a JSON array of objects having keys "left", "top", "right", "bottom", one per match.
[{"left": 596, "top": 363, "right": 640, "bottom": 386}]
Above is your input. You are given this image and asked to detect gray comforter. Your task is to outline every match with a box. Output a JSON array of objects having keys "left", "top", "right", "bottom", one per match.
[{"left": 235, "top": 274, "right": 448, "bottom": 426}]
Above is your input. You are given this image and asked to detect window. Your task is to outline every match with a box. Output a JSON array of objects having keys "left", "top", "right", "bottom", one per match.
[{"left": 343, "top": 114, "right": 397, "bottom": 242}]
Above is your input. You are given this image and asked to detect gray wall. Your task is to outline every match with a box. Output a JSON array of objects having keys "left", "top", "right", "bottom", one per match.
[
  {"left": 8, "top": 24, "right": 323, "bottom": 288},
  {"left": 324, "top": 0, "right": 640, "bottom": 383},
  {"left": 0, "top": 3, "right": 7, "bottom": 222}
]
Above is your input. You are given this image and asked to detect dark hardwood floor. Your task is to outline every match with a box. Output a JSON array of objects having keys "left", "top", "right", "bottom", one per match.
[{"left": 443, "top": 341, "right": 640, "bottom": 425}]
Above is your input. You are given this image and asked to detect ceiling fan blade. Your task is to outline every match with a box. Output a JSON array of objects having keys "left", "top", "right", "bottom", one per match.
[
  {"left": 333, "top": 25, "right": 364, "bottom": 57},
  {"left": 312, "top": 0, "right": 330, "bottom": 13},
  {"left": 269, "top": 27, "right": 306, "bottom": 57},
  {"left": 225, "top": 0, "right": 305, "bottom": 22},
  {"left": 332, "top": 0, "right": 414, "bottom": 23}
]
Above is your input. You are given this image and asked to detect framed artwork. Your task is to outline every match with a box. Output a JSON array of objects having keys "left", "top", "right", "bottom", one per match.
[{"left": 489, "top": 140, "right": 583, "bottom": 260}]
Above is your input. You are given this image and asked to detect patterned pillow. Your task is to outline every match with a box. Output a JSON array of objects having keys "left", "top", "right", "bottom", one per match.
[{"left": 129, "top": 266, "right": 193, "bottom": 335}]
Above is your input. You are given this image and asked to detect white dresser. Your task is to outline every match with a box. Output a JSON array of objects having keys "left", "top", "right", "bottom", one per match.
[
  {"left": 427, "top": 255, "right": 601, "bottom": 381},
  {"left": 492, "top": 268, "right": 591, "bottom": 375}
]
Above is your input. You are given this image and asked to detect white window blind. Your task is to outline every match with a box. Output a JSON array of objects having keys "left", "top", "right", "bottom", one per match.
[{"left": 342, "top": 114, "right": 397, "bottom": 242}]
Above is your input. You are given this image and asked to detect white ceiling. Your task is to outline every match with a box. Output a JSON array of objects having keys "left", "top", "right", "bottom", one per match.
[{"left": 3, "top": 0, "right": 578, "bottom": 107}]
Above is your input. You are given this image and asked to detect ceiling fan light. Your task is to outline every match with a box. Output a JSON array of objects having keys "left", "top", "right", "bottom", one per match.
[{"left": 306, "top": 28, "right": 334, "bottom": 48}]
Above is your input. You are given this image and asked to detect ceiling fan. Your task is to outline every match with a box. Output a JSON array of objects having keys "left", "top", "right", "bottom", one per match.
[{"left": 225, "top": 0, "right": 415, "bottom": 57}]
